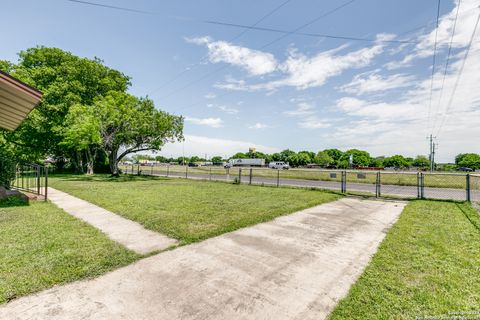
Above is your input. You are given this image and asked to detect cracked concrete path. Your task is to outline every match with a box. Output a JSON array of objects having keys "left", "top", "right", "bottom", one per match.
[
  {"left": 0, "top": 198, "right": 405, "bottom": 320},
  {"left": 47, "top": 187, "right": 178, "bottom": 254}
]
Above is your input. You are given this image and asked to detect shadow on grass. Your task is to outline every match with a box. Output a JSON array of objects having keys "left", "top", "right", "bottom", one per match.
[
  {"left": 0, "top": 195, "right": 29, "bottom": 208},
  {"left": 456, "top": 202, "right": 480, "bottom": 232}
]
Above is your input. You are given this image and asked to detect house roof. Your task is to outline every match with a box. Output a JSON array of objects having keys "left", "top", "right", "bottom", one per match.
[{"left": 0, "top": 71, "right": 42, "bottom": 131}]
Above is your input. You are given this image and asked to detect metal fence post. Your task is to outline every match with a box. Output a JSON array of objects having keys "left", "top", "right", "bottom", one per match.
[
  {"left": 249, "top": 168, "right": 252, "bottom": 185},
  {"left": 276, "top": 169, "right": 280, "bottom": 187},
  {"left": 238, "top": 168, "right": 242, "bottom": 183},
  {"left": 151, "top": 165, "right": 153, "bottom": 175},
  {"left": 417, "top": 172, "right": 420, "bottom": 198},
  {"left": 185, "top": 165, "right": 188, "bottom": 179},
  {"left": 137, "top": 164, "right": 140, "bottom": 175},
  {"left": 376, "top": 171, "right": 381, "bottom": 198},
  {"left": 466, "top": 174, "right": 471, "bottom": 202},
  {"left": 226, "top": 168, "right": 230, "bottom": 182},
  {"left": 209, "top": 167, "right": 212, "bottom": 181},
  {"left": 167, "top": 165, "right": 169, "bottom": 177},
  {"left": 419, "top": 173, "right": 425, "bottom": 199},
  {"left": 37, "top": 166, "right": 41, "bottom": 195},
  {"left": 341, "top": 171, "right": 346, "bottom": 193},
  {"left": 44, "top": 166, "right": 48, "bottom": 201}
]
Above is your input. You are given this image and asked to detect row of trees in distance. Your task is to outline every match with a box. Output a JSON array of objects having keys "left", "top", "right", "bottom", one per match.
[{"left": 131, "top": 149, "right": 480, "bottom": 171}]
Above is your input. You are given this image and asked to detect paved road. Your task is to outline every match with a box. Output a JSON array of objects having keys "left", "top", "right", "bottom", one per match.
[
  {"left": 153, "top": 171, "right": 476, "bottom": 201},
  {"left": 0, "top": 198, "right": 405, "bottom": 320}
]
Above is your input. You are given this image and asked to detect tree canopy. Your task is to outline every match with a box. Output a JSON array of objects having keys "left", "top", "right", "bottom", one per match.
[
  {"left": 0, "top": 46, "right": 183, "bottom": 175},
  {"left": 69, "top": 91, "right": 183, "bottom": 175},
  {"left": 455, "top": 153, "right": 480, "bottom": 170}
]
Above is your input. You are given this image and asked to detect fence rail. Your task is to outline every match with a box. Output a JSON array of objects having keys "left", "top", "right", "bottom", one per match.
[
  {"left": 120, "top": 164, "right": 479, "bottom": 202},
  {"left": 0, "top": 157, "right": 48, "bottom": 200}
]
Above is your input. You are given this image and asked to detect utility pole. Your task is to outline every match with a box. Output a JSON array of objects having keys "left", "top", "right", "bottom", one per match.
[
  {"left": 182, "top": 140, "right": 185, "bottom": 166},
  {"left": 428, "top": 134, "right": 437, "bottom": 172},
  {"left": 432, "top": 142, "right": 437, "bottom": 172}
]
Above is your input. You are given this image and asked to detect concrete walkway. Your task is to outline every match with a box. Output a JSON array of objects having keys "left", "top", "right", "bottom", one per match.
[
  {"left": 47, "top": 187, "right": 178, "bottom": 254},
  {"left": 0, "top": 198, "right": 405, "bottom": 320}
]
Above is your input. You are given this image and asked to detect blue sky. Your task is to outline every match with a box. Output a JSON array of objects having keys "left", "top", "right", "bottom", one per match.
[{"left": 1, "top": 0, "right": 479, "bottom": 161}]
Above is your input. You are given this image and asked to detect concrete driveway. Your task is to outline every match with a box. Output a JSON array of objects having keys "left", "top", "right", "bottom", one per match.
[{"left": 0, "top": 198, "right": 405, "bottom": 320}]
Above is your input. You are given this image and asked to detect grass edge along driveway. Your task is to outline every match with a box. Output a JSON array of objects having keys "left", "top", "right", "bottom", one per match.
[
  {"left": 0, "top": 201, "right": 140, "bottom": 305},
  {"left": 49, "top": 174, "right": 341, "bottom": 244},
  {"left": 328, "top": 200, "right": 480, "bottom": 319}
]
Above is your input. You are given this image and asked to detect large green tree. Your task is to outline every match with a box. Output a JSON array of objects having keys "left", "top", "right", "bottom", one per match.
[
  {"left": 1, "top": 47, "right": 130, "bottom": 165},
  {"left": 455, "top": 153, "right": 480, "bottom": 170},
  {"left": 383, "top": 155, "right": 410, "bottom": 168},
  {"left": 87, "top": 91, "right": 183, "bottom": 175},
  {"left": 412, "top": 155, "right": 430, "bottom": 168},
  {"left": 323, "top": 149, "right": 343, "bottom": 164},
  {"left": 62, "top": 104, "right": 102, "bottom": 174},
  {"left": 340, "top": 149, "right": 372, "bottom": 167},
  {"left": 314, "top": 151, "right": 334, "bottom": 166}
]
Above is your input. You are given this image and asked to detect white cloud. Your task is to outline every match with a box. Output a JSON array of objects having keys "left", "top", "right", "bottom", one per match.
[
  {"left": 159, "top": 134, "right": 280, "bottom": 158},
  {"left": 329, "top": 34, "right": 480, "bottom": 161},
  {"left": 340, "top": 71, "right": 415, "bottom": 95},
  {"left": 205, "top": 102, "right": 240, "bottom": 114},
  {"left": 320, "top": 1, "right": 480, "bottom": 161},
  {"left": 385, "top": 0, "right": 479, "bottom": 69},
  {"left": 336, "top": 97, "right": 367, "bottom": 112},
  {"left": 298, "top": 116, "right": 331, "bottom": 129},
  {"left": 218, "top": 105, "right": 239, "bottom": 114},
  {"left": 283, "top": 102, "right": 316, "bottom": 116},
  {"left": 204, "top": 93, "right": 216, "bottom": 99},
  {"left": 214, "top": 34, "right": 391, "bottom": 91},
  {"left": 270, "top": 36, "right": 389, "bottom": 90},
  {"left": 185, "top": 117, "right": 223, "bottom": 128},
  {"left": 283, "top": 102, "right": 331, "bottom": 129},
  {"left": 214, "top": 77, "right": 251, "bottom": 91},
  {"left": 248, "top": 122, "right": 271, "bottom": 130},
  {"left": 186, "top": 36, "right": 277, "bottom": 75}
]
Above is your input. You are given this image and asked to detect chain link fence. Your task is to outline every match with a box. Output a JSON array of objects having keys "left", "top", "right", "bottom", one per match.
[
  {"left": 120, "top": 164, "right": 478, "bottom": 202},
  {"left": 470, "top": 174, "right": 480, "bottom": 203}
]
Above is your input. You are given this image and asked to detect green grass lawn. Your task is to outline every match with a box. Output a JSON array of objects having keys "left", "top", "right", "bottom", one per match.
[
  {"left": 0, "top": 201, "right": 139, "bottom": 305},
  {"left": 49, "top": 174, "right": 340, "bottom": 244},
  {"left": 329, "top": 200, "right": 480, "bottom": 319}
]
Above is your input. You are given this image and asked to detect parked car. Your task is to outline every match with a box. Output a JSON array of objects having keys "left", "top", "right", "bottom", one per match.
[
  {"left": 458, "top": 167, "right": 473, "bottom": 172},
  {"left": 269, "top": 161, "right": 290, "bottom": 169},
  {"left": 188, "top": 162, "right": 199, "bottom": 167}
]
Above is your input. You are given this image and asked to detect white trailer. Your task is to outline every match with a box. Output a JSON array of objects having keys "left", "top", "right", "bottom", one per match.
[{"left": 227, "top": 158, "right": 265, "bottom": 167}]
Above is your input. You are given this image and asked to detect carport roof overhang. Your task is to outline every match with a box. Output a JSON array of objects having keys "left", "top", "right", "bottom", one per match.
[{"left": 0, "top": 71, "right": 42, "bottom": 131}]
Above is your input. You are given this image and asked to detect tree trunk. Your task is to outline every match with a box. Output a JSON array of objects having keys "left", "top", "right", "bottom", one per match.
[
  {"left": 85, "top": 148, "right": 95, "bottom": 175},
  {"left": 108, "top": 148, "right": 120, "bottom": 176},
  {"left": 73, "top": 151, "right": 84, "bottom": 174}
]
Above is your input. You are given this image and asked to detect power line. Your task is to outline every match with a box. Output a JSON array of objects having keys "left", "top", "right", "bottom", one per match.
[
  {"left": 228, "top": 0, "right": 293, "bottom": 42},
  {"left": 65, "top": 0, "right": 159, "bottom": 15},
  {"left": 426, "top": 0, "right": 442, "bottom": 135},
  {"left": 148, "top": 0, "right": 294, "bottom": 97},
  {"left": 431, "top": 0, "right": 462, "bottom": 133},
  {"left": 260, "top": 0, "right": 357, "bottom": 48},
  {"left": 201, "top": 20, "right": 419, "bottom": 44},
  {"left": 436, "top": 9, "right": 480, "bottom": 137},
  {"left": 159, "top": 0, "right": 358, "bottom": 104}
]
